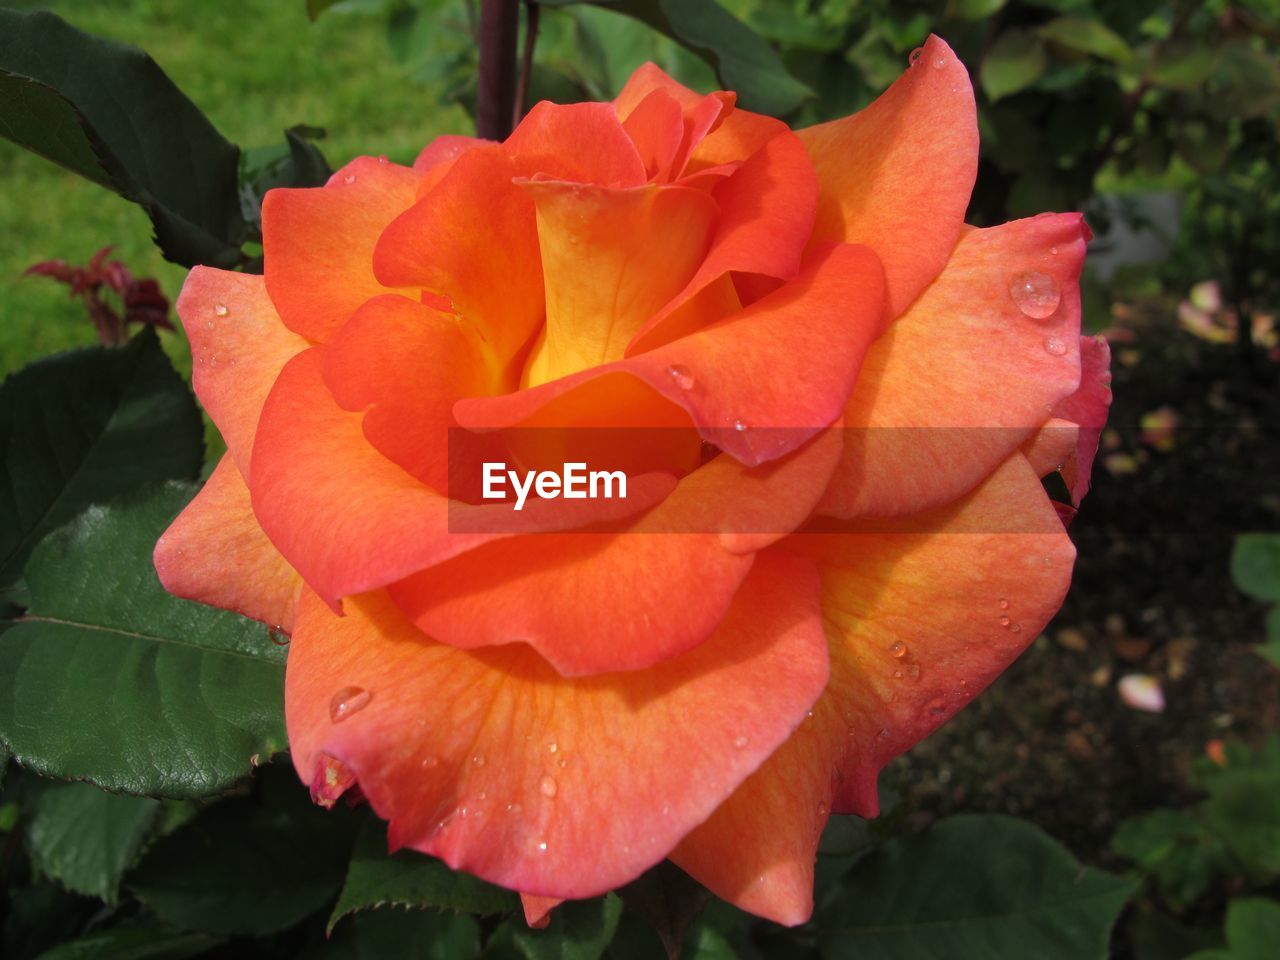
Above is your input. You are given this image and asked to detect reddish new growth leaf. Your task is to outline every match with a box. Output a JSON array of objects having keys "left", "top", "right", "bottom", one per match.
[{"left": 25, "top": 245, "right": 172, "bottom": 345}]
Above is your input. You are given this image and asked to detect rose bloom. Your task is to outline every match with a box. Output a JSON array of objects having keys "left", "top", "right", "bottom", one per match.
[{"left": 156, "top": 36, "right": 1110, "bottom": 925}]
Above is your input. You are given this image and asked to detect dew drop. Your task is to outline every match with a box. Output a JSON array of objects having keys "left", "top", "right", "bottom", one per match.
[
  {"left": 666, "top": 364, "right": 695, "bottom": 390},
  {"left": 214, "top": 303, "right": 228, "bottom": 317},
  {"left": 421, "top": 755, "right": 439, "bottom": 769},
  {"left": 478, "top": 790, "right": 487, "bottom": 801},
  {"left": 471, "top": 753, "right": 485, "bottom": 767},
  {"left": 1009, "top": 271, "right": 1061, "bottom": 319},
  {"left": 557, "top": 758, "right": 566, "bottom": 768},
  {"left": 733, "top": 419, "right": 748, "bottom": 433},
  {"left": 539, "top": 775, "right": 558, "bottom": 798},
  {"left": 817, "top": 801, "right": 828, "bottom": 816},
  {"left": 998, "top": 598, "right": 1010, "bottom": 610},
  {"left": 933, "top": 56, "right": 947, "bottom": 69},
  {"left": 893, "top": 669, "right": 903, "bottom": 679},
  {"left": 1011, "top": 623, "right": 1023, "bottom": 634},
  {"left": 890, "top": 640, "right": 907, "bottom": 658},
  {"left": 909, "top": 47, "right": 923, "bottom": 64},
  {"left": 378, "top": 154, "right": 389, "bottom": 164},
  {"left": 329, "top": 686, "right": 371, "bottom": 723},
  {"left": 1044, "top": 336, "right": 1068, "bottom": 356},
  {"left": 506, "top": 802, "right": 522, "bottom": 814},
  {"left": 1000, "top": 615, "right": 1011, "bottom": 627},
  {"left": 548, "top": 741, "right": 558, "bottom": 754},
  {"left": 343, "top": 173, "right": 357, "bottom": 184},
  {"left": 268, "top": 628, "right": 289, "bottom": 646},
  {"left": 537, "top": 841, "right": 548, "bottom": 852},
  {"left": 878, "top": 727, "right": 891, "bottom": 739},
  {"left": 1050, "top": 246, "right": 1060, "bottom": 256},
  {"left": 733, "top": 735, "right": 749, "bottom": 749}
]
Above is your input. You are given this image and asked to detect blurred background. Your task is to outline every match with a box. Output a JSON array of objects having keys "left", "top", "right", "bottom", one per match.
[{"left": 1, "top": 1, "right": 1278, "bottom": 956}]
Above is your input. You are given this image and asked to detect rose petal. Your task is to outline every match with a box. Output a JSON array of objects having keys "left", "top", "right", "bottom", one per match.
[
  {"left": 176, "top": 267, "right": 308, "bottom": 476},
  {"left": 250, "top": 350, "right": 675, "bottom": 606},
  {"left": 519, "top": 181, "right": 717, "bottom": 384},
  {"left": 1053, "top": 335, "right": 1113, "bottom": 505},
  {"left": 155, "top": 455, "right": 303, "bottom": 632},
  {"left": 322, "top": 294, "right": 499, "bottom": 489},
  {"left": 671, "top": 453, "right": 1074, "bottom": 924},
  {"left": 386, "top": 426, "right": 842, "bottom": 676},
  {"left": 798, "top": 34, "right": 978, "bottom": 317},
  {"left": 627, "top": 130, "right": 819, "bottom": 355},
  {"left": 457, "top": 243, "right": 885, "bottom": 468},
  {"left": 262, "top": 156, "right": 424, "bottom": 343},
  {"left": 505, "top": 101, "right": 648, "bottom": 188},
  {"left": 285, "top": 550, "right": 829, "bottom": 900},
  {"left": 373, "top": 145, "right": 545, "bottom": 371},
  {"left": 819, "top": 213, "right": 1089, "bottom": 519},
  {"left": 621, "top": 89, "right": 685, "bottom": 181},
  {"left": 414, "top": 135, "right": 485, "bottom": 172}
]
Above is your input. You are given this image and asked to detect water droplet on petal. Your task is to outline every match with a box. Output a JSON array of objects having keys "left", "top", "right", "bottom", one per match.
[
  {"left": 378, "top": 154, "right": 389, "bottom": 164},
  {"left": 1009, "top": 271, "right": 1061, "bottom": 319},
  {"left": 536, "top": 840, "right": 548, "bottom": 852},
  {"left": 933, "top": 56, "right": 947, "bottom": 69},
  {"left": 214, "top": 303, "right": 228, "bottom": 317},
  {"left": 343, "top": 173, "right": 357, "bottom": 184},
  {"left": 329, "top": 686, "right": 371, "bottom": 723},
  {"left": 471, "top": 753, "right": 485, "bottom": 767},
  {"left": 733, "top": 419, "right": 748, "bottom": 433},
  {"left": 817, "top": 801, "right": 828, "bottom": 816},
  {"left": 733, "top": 735, "right": 749, "bottom": 749},
  {"left": 890, "top": 640, "right": 907, "bottom": 658},
  {"left": 998, "top": 598, "right": 1010, "bottom": 610},
  {"left": 506, "top": 802, "right": 522, "bottom": 813},
  {"left": 1011, "top": 623, "right": 1022, "bottom": 634},
  {"left": 892, "top": 669, "right": 903, "bottom": 679},
  {"left": 421, "top": 755, "right": 439, "bottom": 769},
  {"left": 548, "top": 741, "right": 558, "bottom": 754},
  {"left": 1000, "top": 615, "right": 1011, "bottom": 627},
  {"left": 878, "top": 727, "right": 891, "bottom": 739},
  {"left": 1044, "top": 336, "right": 1068, "bottom": 356},
  {"left": 539, "top": 776, "right": 558, "bottom": 798},
  {"left": 666, "top": 364, "right": 695, "bottom": 390},
  {"left": 909, "top": 47, "right": 923, "bottom": 63}
]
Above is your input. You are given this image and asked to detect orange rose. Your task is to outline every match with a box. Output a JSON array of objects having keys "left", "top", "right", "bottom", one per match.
[{"left": 155, "top": 36, "right": 1111, "bottom": 925}]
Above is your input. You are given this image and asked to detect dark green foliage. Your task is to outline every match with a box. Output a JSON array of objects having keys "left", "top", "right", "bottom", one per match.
[
  {"left": 0, "top": 330, "right": 203, "bottom": 594},
  {"left": 0, "top": 483, "right": 287, "bottom": 798}
]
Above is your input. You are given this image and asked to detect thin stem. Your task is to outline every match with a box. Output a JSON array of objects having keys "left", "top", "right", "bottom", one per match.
[
  {"left": 514, "top": 1, "right": 541, "bottom": 130},
  {"left": 476, "top": 0, "right": 520, "bottom": 140}
]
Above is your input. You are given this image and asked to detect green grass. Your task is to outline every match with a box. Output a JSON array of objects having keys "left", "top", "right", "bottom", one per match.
[{"left": 0, "top": 0, "right": 473, "bottom": 375}]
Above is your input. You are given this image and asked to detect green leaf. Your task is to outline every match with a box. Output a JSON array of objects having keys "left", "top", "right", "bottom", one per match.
[
  {"left": 542, "top": 1, "right": 811, "bottom": 115},
  {"left": 330, "top": 819, "right": 517, "bottom": 932},
  {"left": 1187, "top": 899, "right": 1280, "bottom": 960},
  {"left": 1223, "top": 899, "right": 1280, "bottom": 959},
  {"left": 0, "top": 8, "right": 247, "bottom": 267},
  {"left": 1112, "top": 809, "right": 1229, "bottom": 905},
  {"left": 981, "top": 30, "right": 1049, "bottom": 101},
  {"left": 26, "top": 781, "right": 158, "bottom": 903},
  {"left": 1232, "top": 535, "right": 1280, "bottom": 603},
  {"left": 33, "top": 922, "right": 221, "bottom": 960},
  {"left": 509, "top": 895, "right": 623, "bottom": 960},
  {"left": 0, "top": 330, "right": 204, "bottom": 594},
  {"left": 315, "top": 909, "right": 481, "bottom": 960},
  {"left": 815, "top": 815, "right": 1137, "bottom": 959},
  {"left": 0, "top": 483, "right": 287, "bottom": 798},
  {"left": 129, "top": 772, "right": 355, "bottom": 935},
  {"left": 1038, "top": 17, "right": 1133, "bottom": 64},
  {"left": 1202, "top": 771, "right": 1280, "bottom": 879},
  {"left": 1149, "top": 47, "right": 1220, "bottom": 91},
  {"left": 947, "top": 0, "right": 1009, "bottom": 20}
]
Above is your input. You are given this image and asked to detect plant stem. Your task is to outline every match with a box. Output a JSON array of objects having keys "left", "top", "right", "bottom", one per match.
[
  {"left": 514, "top": 1, "right": 541, "bottom": 130},
  {"left": 476, "top": 0, "right": 520, "bottom": 140}
]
